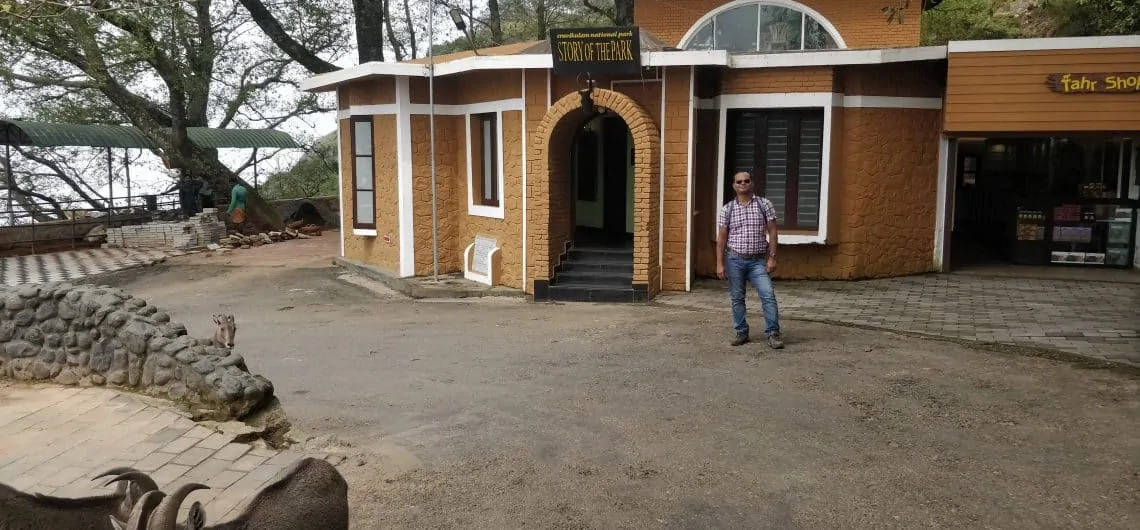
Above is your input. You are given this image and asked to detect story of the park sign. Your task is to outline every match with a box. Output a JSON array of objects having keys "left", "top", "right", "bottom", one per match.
[
  {"left": 549, "top": 27, "right": 641, "bottom": 76},
  {"left": 1046, "top": 72, "right": 1140, "bottom": 94}
]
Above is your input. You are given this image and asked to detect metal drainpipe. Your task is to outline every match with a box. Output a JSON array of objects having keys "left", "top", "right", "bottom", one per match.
[{"left": 428, "top": 7, "right": 440, "bottom": 281}]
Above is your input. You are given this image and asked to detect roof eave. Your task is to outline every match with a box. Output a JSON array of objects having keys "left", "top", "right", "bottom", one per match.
[
  {"left": 729, "top": 46, "right": 948, "bottom": 69},
  {"left": 300, "top": 61, "right": 430, "bottom": 92}
]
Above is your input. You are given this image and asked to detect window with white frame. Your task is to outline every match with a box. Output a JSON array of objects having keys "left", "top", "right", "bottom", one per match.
[
  {"left": 682, "top": 1, "right": 842, "bottom": 53},
  {"left": 469, "top": 112, "right": 501, "bottom": 209},
  {"left": 350, "top": 116, "right": 376, "bottom": 229},
  {"left": 725, "top": 109, "right": 824, "bottom": 230}
]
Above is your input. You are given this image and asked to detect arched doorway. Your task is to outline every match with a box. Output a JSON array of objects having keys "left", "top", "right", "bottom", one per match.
[{"left": 528, "top": 88, "right": 660, "bottom": 301}]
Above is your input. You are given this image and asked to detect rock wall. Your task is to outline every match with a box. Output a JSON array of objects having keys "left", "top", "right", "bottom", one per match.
[
  {"left": 268, "top": 196, "right": 339, "bottom": 228},
  {"left": 0, "top": 282, "right": 273, "bottom": 421}
]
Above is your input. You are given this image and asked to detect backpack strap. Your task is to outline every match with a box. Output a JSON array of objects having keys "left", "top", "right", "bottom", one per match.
[{"left": 725, "top": 198, "right": 736, "bottom": 234}]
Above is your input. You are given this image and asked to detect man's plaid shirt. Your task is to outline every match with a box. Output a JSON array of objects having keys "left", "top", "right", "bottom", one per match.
[{"left": 717, "top": 195, "right": 778, "bottom": 257}]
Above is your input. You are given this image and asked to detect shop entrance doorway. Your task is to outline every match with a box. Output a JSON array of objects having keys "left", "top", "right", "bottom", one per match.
[{"left": 947, "top": 135, "right": 1139, "bottom": 272}]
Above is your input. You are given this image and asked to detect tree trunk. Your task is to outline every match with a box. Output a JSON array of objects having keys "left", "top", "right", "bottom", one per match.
[
  {"left": 401, "top": 0, "right": 418, "bottom": 59},
  {"left": 354, "top": 0, "right": 387, "bottom": 62},
  {"left": 487, "top": 0, "right": 504, "bottom": 44},
  {"left": 615, "top": 0, "right": 633, "bottom": 26},
  {"left": 168, "top": 144, "right": 283, "bottom": 232}
]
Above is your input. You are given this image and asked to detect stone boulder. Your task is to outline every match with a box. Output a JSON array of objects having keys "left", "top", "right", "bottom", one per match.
[{"left": 0, "top": 282, "right": 273, "bottom": 421}]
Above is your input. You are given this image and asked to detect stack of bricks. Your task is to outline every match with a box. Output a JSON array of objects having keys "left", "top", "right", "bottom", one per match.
[{"left": 105, "top": 209, "right": 228, "bottom": 251}]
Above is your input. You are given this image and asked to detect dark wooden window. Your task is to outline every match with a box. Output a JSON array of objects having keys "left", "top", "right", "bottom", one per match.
[
  {"left": 350, "top": 116, "right": 375, "bottom": 229},
  {"left": 724, "top": 109, "right": 825, "bottom": 230},
  {"left": 470, "top": 113, "right": 499, "bottom": 207}
]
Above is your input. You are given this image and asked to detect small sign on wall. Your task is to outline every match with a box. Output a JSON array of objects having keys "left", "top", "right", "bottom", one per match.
[
  {"left": 464, "top": 234, "right": 500, "bottom": 286},
  {"left": 549, "top": 27, "right": 641, "bottom": 76},
  {"left": 1046, "top": 73, "right": 1140, "bottom": 94}
]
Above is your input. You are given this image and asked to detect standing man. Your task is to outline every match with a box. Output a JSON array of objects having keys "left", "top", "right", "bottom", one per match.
[
  {"left": 716, "top": 171, "right": 784, "bottom": 349},
  {"left": 225, "top": 176, "right": 249, "bottom": 233}
]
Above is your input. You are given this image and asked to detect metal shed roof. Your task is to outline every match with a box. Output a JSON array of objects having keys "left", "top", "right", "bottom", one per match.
[{"left": 0, "top": 120, "right": 299, "bottom": 149}]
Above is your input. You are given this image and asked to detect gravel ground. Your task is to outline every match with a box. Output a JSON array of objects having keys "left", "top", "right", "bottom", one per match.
[{"left": 91, "top": 251, "right": 1140, "bottom": 529}]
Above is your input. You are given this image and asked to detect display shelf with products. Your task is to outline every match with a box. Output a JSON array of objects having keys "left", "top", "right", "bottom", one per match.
[{"left": 1009, "top": 199, "right": 1137, "bottom": 269}]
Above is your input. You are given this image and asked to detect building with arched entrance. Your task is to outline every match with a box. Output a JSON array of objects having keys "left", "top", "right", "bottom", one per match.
[{"left": 302, "top": 0, "right": 1140, "bottom": 302}]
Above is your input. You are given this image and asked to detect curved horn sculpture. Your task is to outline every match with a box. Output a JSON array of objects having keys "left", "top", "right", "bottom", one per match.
[
  {"left": 102, "top": 471, "right": 161, "bottom": 494},
  {"left": 124, "top": 490, "right": 166, "bottom": 530},
  {"left": 148, "top": 482, "right": 209, "bottom": 530}
]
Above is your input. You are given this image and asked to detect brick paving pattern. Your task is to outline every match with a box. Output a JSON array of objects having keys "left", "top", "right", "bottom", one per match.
[
  {"left": 0, "top": 385, "right": 341, "bottom": 522},
  {"left": 0, "top": 247, "right": 194, "bottom": 286},
  {"left": 656, "top": 275, "right": 1140, "bottom": 367}
]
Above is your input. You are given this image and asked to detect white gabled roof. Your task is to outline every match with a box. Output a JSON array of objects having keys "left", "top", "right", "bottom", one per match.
[{"left": 301, "top": 35, "right": 1140, "bottom": 93}]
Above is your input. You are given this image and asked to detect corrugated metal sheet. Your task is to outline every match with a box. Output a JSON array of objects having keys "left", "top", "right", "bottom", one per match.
[
  {"left": 0, "top": 120, "right": 158, "bottom": 148},
  {"left": 186, "top": 127, "right": 300, "bottom": 148},
  {"left": 0, "top": 120, "right": 300, "bottom": 149}
]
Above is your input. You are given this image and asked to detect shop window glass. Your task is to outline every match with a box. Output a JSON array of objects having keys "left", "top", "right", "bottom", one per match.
[{"left": 682, "top": 1, "right": 842, "bottom": 53}]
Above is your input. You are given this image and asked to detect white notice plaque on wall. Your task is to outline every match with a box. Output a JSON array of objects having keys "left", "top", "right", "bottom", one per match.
[{"left": 471, "top": 235, "right": 498, "bottom": 276}]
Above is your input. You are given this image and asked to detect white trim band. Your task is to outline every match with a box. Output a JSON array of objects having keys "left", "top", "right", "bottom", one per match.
[
  {"left": 465, "top": 111, "right": 507, "bottom": 220},
  {"left": 947, "top": 35, "right": 1140, "bottom": 53},
  {"left": 303, "top": 47, "right": 950, "bottom": 92},
  {"left": 729, "top": 46, "right": 946, "bottom": 68},
  {"left": 339, "top": 98, "right": 524, "bottom": 118},
  {"left": 699, "top": 93, "right": 944, "bottom": 110}
]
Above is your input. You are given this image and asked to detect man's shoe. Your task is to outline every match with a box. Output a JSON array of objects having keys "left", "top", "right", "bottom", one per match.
[
  {"left": 766, "top": 332, "right": 785, "bottom": 349},
  {"left": 731, "top": 333, "right": 749, "bottom": 346}
]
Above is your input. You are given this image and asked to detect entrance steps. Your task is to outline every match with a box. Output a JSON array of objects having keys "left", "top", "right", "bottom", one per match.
[{"left": 549, "top": 244, "right": 645, "bottom": 302}]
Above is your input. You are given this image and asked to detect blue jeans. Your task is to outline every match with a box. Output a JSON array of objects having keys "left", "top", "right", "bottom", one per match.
[{"left": 726, "top": 251, "right": 780, "bottom": 337}]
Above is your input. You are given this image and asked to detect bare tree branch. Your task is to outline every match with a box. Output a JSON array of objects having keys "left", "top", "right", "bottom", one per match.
[{"left": 233, "top": 0, "right": 339, "bottom": 73}]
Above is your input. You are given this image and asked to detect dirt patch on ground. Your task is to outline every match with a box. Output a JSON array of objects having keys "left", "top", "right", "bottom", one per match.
[{"left": 95, "top": 255, "right": 1140, "bottom": 529}]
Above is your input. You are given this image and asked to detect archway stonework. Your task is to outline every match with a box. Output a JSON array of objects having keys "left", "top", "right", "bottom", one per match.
[{"left": 528, "top": 88, "right": 660, "bottom": 298}]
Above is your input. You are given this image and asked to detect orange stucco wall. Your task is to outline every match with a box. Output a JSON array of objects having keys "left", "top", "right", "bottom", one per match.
[
  {"left": 721, "top": 66, "right": 838, "bottom": 94},
  {"left": 404, "top": 69, "right": 528, "bottom": 288},
  {"left": 336, "top": 56, "right": 944, "bottom": 292},
  {"left": 409, "top": 69, "right": 522, "bottom": 106},
  {"left": 544, "top": 68, "right": 694, "bottom": 292},
  {"left": 691, "top": 64, "right": 943, "bottom": 280},
  {"left": 409, "top": 110, "right": 526, "bottom": 286},
  {"left": 337, "top": 78, "right": 396, "bottom": 108},
  {"left": 634, "top": 0, "right": 922, "bottom": 51},
  {"left": 341, "top": 115, "right": 401, "bottom": 273}
]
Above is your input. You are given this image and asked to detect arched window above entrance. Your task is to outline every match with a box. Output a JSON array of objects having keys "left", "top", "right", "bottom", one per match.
[{"left": 679, "top": 0, "right": 846, "bottom": 53}]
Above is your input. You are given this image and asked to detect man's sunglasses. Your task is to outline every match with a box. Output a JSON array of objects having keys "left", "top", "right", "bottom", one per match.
[{"left": 734, "top": 179, "right": 751, "bottom": 184}]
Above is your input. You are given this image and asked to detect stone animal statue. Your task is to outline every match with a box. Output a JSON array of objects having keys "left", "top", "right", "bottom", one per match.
[
  {"left": 109, "top": 457, "right": 349, "bottom": 530},
  {"left": 212, "top": 314, "right": 237, "bottom": 349},
  {"left": 0, "top": 466, "right": 159, "bottom": 530},
  {"left": 108, "top": 484, "right": 207, "bottom": 530}
]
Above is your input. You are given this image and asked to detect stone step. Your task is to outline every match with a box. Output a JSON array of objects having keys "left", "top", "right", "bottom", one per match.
[
  {"left": 554, "top": 270, "right": 632, "bottom": 287},
  {"left": 566, "top": 247, "right": 634, "bottom": 261},
  {"left": 558, "top": 259, "right": 634, "bottom": 274},
  {"left": 546, "top": 284, "right": 647, "bottom": 303}
]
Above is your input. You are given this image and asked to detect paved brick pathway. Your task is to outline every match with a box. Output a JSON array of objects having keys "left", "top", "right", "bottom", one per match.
[
  {"left": 0, "top": 384, "right": 341, "bottom": 522},
  {"left": 656, "top": 275, "right": 1140, "bottom": 367},
  {"left": 1, "top": 247, "right": 196, "bottom": 286}
]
